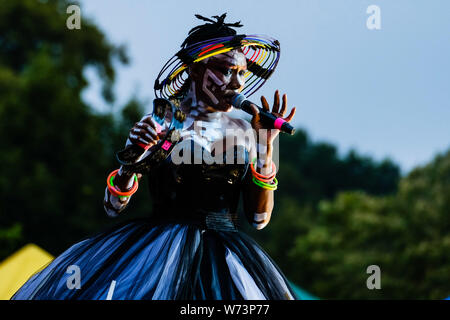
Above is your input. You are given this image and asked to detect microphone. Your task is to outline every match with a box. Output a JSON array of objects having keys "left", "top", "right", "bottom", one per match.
[{"left": 231, "top": 94, "right": 295, "bottom": 135}]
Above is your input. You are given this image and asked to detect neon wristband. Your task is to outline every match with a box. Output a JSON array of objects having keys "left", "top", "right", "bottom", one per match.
[
  {"left": 252, "top": 176, "right": 278, "bottom": 190},
  {"left": 251, "top": 157, "right": 276, "bottom": 179},
  {"left": 107, "top": 169, "right": 139, "bottom": 198}
]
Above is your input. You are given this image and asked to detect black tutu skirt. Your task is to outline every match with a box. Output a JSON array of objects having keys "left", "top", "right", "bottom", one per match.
[{"left": 11, "top": 219, "right": 297, "bottom": 300}]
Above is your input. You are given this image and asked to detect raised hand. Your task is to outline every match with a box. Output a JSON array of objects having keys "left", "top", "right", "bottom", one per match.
[
  {"left": 128, "top": 114, "right": 162, "bottom": 149},
  {"left": 249, "top": 90, "right": 296, "bottom": 146}
]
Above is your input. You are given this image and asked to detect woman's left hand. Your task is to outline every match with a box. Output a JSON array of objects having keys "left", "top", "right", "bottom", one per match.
[{"left": 249, "top": 90, "right": 296, "bottom": 146}]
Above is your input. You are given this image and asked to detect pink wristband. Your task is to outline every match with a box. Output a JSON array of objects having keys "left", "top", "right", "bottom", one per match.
[{"left": 274, "top": 118, "right": 286, "bottom": 130}]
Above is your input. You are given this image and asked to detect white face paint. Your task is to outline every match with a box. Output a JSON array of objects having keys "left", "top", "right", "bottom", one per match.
[
  {"left": 202, "top": 68, "right": 223, "bottom": 105},
  {"left": 216, "top": 51, "right": 247, "bottom": 66},
  {"left": 213, "top": 51, "right": 247, "bottom": 88},
  {"left": 176, "top": 50, "right": 249, "bottom": 163},
  {"left": 186, "top": 80, "right": 198, "bottom": 107}
]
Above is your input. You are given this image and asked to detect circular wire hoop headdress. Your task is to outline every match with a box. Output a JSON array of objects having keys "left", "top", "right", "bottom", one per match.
[{"left": 154, "top": 15, "right": 281, "bottom": 100}]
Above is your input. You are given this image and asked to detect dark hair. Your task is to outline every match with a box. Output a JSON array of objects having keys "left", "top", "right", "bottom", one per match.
[
  {"left": 155, "top": 13, "right": 280, "bottom": 101},
  {"left": 181, "top": 13, "right": 243, "bottom": 48}
]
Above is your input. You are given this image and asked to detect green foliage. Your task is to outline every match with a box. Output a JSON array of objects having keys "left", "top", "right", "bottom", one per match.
[
  {"left": 0, "top": 223, "right": 23, "bottom": 259},
  {"left": 276, "top": 130, "right": 400, "bottom": 203},
  {"left": 0, "top": 0, "right": 144, "bottom": 257},
  {"left": 275, "top": 150, "right": 450, "bottom": 299},
  {"left": 246, "top": 131, "right": 402, "bottom": 297}
]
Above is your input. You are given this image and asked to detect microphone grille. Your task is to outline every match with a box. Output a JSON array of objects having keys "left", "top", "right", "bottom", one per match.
[{"left": 231, "top": 93, "right": 246, "bottom": 109}]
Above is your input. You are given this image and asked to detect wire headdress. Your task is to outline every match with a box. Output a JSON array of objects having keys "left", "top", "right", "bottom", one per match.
[{"left": 154, "top": 13, "right": 281, "bottom": 100}]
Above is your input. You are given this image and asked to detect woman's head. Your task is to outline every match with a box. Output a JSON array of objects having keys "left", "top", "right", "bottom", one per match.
[
  {"left": 154, "top": 14, "right": 281, "bottom": 109},
  {"left": 181, "top": 14, "right": 246, "bottom": 112},
  {"left": 188, "top": 49, "right": 247, "bottom": 112}
]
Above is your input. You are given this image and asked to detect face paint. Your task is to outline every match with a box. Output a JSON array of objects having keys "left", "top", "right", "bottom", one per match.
[
  {"left": 177, "top": 50, "right": 250, "bottom": 164},
  {"left": 187, "top": 49, "right": 247, "bottom": 112},
  {"left": 217, "top": 51, "right": 247, "bottom": 66},
  {"left": 214, "top": 51, "right": 246, "bottom": 88},
  {"left": 202, "top": 68, "right": 224, "bottom": 105},
  {"left": 185, "top": 80, "right": 198, "bottom": 107},
  {"left": 204, "top": 68, "right": 225, "bottom": 86}
]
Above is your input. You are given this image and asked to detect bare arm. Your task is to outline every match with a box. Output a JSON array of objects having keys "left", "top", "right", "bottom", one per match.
[
  {"left": 241, "top": 90, "right": 296, "bottom": 230},
  {"left": 103, "top": 167, "right": 144, "bottom": 217},
  {"left": 103, "top": 114, "right": 161, "bottom": 217},
  {"left": 242, "top": 143, "right": 275, "bottom": 229}
]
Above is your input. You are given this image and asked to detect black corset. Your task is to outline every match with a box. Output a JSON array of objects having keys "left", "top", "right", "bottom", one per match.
[{"left": 147, "top": 143, "right": 250, "bottom": 231}]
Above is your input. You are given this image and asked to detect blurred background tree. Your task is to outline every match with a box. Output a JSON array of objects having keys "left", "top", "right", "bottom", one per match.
[
  {"left": 278, "top": 149, "right": 450, "bottom": 299},
  {"left": 0, "top": 0, "right": 148, "bottom": 257},
  {"left": 0, "top": 0, "right": 448, "bottom": 299}
]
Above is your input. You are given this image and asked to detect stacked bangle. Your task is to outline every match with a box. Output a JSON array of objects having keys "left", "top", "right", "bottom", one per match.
[
  {"left": 250, "top": 157, "right": 278, "bottom": 190},
  {"left": 107, "top": 169, "right": 139, "bottom": 199},
  {"left": 252, "top": 176, "right": 278, "bottom": 191},
  {"left": 251, "top": 160, "right": 276, "bottom": 182}
]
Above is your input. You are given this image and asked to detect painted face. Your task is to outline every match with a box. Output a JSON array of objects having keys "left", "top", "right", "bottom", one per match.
[{"left": 190, "top": 50, "right": 247, "bottom": 112}]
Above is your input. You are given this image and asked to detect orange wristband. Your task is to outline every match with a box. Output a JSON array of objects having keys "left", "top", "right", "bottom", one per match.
[
  {"left": 250, "top": 158, "right": 276, "bottom": 181},
  {"left": 107, "top": 169, "right": 139, "bottom": 197}
]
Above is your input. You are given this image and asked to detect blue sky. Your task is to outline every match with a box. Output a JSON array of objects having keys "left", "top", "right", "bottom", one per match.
[{"left": 78, "top": 0, "right": 450, "bottom": 174}]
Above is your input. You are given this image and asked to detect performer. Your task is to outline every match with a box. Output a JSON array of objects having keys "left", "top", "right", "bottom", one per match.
[{"left": 12, "top": 13, "right": 297, "bottom": 300}]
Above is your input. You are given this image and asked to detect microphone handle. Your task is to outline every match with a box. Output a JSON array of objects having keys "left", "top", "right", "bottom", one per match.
[{"left": 240, "top": 100, "right": 296, "bottom": 135}]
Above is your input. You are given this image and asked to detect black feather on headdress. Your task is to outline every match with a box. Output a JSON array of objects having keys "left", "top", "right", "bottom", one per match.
[{"left": 181, "top": 13, "right": 243, "bottom": 48}]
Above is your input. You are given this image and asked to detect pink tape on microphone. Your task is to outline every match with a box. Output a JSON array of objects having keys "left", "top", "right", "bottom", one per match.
[{"left": 274, "top": 118, "right": 286, "bottom": 130}]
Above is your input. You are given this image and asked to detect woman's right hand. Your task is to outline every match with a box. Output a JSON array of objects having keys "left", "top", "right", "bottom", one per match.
[{"left": 128, "top": 114, "right": 162, "bottom": 149}]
